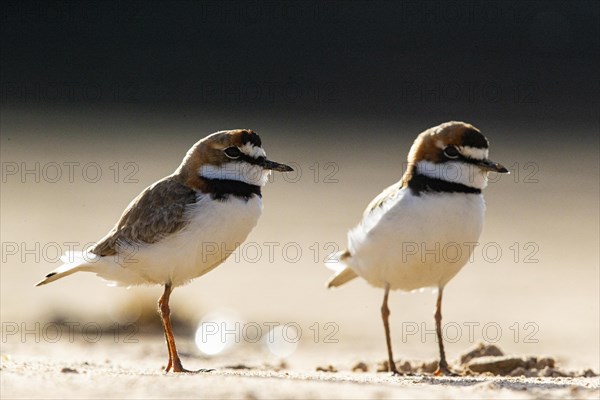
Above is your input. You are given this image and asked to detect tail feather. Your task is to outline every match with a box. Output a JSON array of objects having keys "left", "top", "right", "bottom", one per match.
[
  {"left": 327, "top": 267, "right": 358, "bottom": 288},
  {"left": 35, "top": 251, "right": 98, "bottom": 286},
  {"left": 325, "top": 250, "right": 358, "bottom": 288}
]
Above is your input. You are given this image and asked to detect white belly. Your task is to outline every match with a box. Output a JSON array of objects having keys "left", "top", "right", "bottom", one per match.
[
  {"left": 347, "top": 189, "right": 485, "bottom": 291},
  {"left": 97, "top": 193, "right": 263, "bottom": 287}
]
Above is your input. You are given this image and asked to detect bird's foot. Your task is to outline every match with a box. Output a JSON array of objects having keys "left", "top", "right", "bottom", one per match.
[
  {"left": 389, "top": 365, "right": 406, "bottom": 377},
  {"left": 171, "top": 365, "right": 193, "bottom": 373},
  {"left": 434, "top": 365, "right": 459, "bottom": 377},
  {"left": 194, "top": 368, "right": 215, "bottom": 373},
  {"left": 164, "top": 359, "right": 214, "bottom": 374},
  {"left": 170, "top": 365, "right": 214, "bottom": 374},
  {"left": 167, "top": 367, "right": 215, "bottom": 373}
]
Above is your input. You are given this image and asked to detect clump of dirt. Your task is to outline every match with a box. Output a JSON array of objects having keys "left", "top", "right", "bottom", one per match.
[
  {"left": 224, "top": 361, "right": 288, "bottom": 372},
  {"left": 349, "top": 343, "right": 599, "bottom": 377},
  {"left": 460, "top": 342, "right": 504, "bottom": 364},
  {"left": 224, "top": 364, "right": 253, "bottom": 370},
  {"left": 375, "top": 359, "right": 438, "bottom": 374},
  {"left": 316, "top": 365, "right": 338, "bottom": 373},
  {"left": 460, "top": 344, "right": 597, "bottom": 378},
  {"left": 351, "top": 362, "right": 368, "bottom": 372}
]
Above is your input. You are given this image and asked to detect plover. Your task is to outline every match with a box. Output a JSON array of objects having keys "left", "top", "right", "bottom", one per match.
[
  {"left": 326, "top": 121, "right": 508, "bottom": 375},
  {"left": 36, "top": 129, "right": 292, "bottom": 373}
]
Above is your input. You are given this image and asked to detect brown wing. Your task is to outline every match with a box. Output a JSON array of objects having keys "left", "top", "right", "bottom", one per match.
[
  {"left": 91, "top": 177, "right": 197, "bottom": 256},
  {"left": 362, "top": 181, "right": 402, "bottom": 218}
]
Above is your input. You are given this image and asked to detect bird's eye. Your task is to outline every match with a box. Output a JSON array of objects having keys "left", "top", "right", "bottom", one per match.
[
  {"left": 224, "top": 147, "right": 241, "bottom": 159},
  {"left": 444, "top": 146, "right": 460, "bottom": 159}
]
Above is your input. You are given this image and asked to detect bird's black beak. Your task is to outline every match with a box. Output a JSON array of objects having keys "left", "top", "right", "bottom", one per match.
[
  {"left": 476, "top": 159, "right": 509, "bottom": 173},
  {"left": 262, "top": 159, "right": 294, "bottom": 172}
]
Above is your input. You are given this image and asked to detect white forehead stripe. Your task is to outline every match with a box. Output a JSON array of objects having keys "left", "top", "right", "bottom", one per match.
[
  {"left": 460, "top": 146, "right": 488, "bottom": 160},
  {"left": 240, "top": 143, "right": 266, "bottom": 158}
]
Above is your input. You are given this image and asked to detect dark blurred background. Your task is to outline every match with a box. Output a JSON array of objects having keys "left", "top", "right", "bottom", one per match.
[
  {"left": 1, "top": 0, "right": 598, "bottom": 125},
  {"left": 1, "top": 0, "right": 598, "bottom": 370}
]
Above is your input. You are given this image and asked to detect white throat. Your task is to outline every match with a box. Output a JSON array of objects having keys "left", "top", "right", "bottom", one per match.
[
  {"left": 199, "top": 162, "right": 270, "bottom": 186},
  {"left": 416, "top": 160, "right": 488, "bottom": 190}
]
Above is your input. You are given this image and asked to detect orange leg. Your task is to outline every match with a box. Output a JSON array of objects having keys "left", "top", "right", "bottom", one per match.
[
  {"left": 381, "top": 283, "right": 401, "bottom": 376},
  {"left": 158, "top": 283, "right": 190, "bottom": 373},
  {"left": 434, "top": 287, "right": 457, "bottom": 376}
]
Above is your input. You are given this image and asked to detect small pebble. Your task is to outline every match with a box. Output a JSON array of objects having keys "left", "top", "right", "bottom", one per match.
[
  {"left": 420, "top": 361, "right": 438, "bottom": 374},
  {"left": 460, "top": 343, "right": 503, "bottom": 364},
  {"left": 535, "top": 357, "right": 556, "bottom": 370},
  {"left": 316, "top": 365, "right": 337, "bottom": 373},
  {"left": 352, "top": 362, "right": 368, "bottom": 373},
  {"left": 468, "top": 356, "right": 527, "bottom": 376},
  {"left": 376, "top": 361, "right": 390, "bottom": 373},
  {"left": 399, "top": 361, "right": 412, "bottom": 373},
  {"left": 509, "top": 367, "right": 528, "bottom": 377}
]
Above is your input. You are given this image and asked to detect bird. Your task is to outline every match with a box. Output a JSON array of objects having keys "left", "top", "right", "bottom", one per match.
[
  {"left": 36, "top": 129, "right": 293, "bottom": 373},
  {"left": 326, "top": 121, "right": 508, "bottom": 376}
]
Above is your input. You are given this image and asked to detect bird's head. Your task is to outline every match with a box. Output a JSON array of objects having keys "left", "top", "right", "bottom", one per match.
[
  {"left": 177, "top": 129, "right": 293, "bottom": 189},
  {"left": 403, "top": 121, "right": 508, "bottom": 190}
]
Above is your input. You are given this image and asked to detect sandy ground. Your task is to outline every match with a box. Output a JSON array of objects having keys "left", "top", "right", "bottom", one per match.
[
  {"left": 2, "top": 110, "right": 599, "bottom": 399},
  {"left": 2, "top": 337, "right": 599, "bottom": 400}
]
